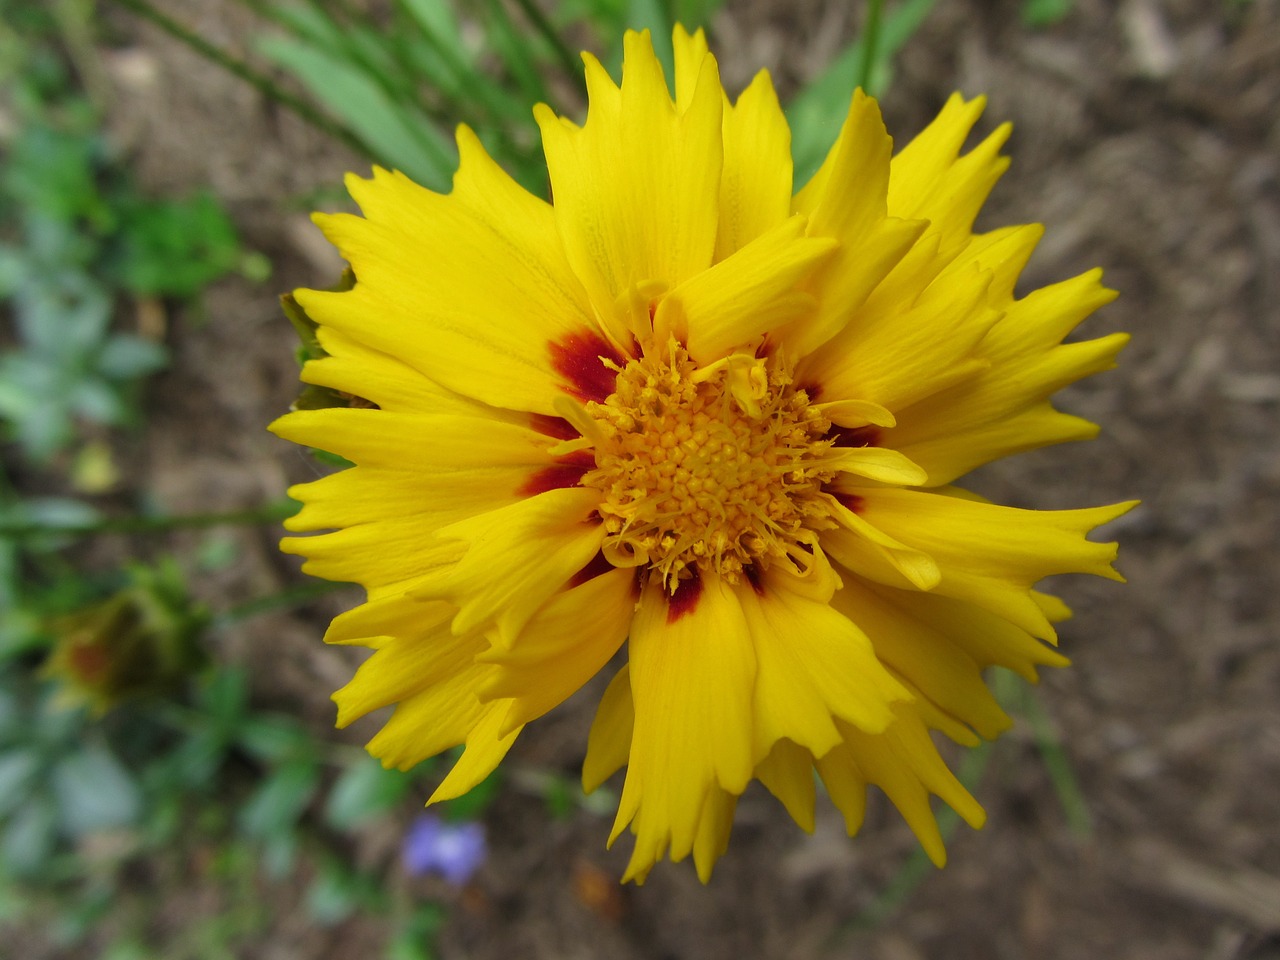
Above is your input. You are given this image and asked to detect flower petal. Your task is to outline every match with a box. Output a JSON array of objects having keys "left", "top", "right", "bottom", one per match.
[
  {"left": 477, "top": 567, "right": 637, "bottom": 733},
  {"left": 853, "top": 489, "right": 1135, "bottom": 639},
  {"left": 738, "top": 561, "right": 909, "bottom": 759},
  {"left": 830, "top": 576, "right": 1012, "bottom": 740},
  {"left": 832, "top": 708, "right": 986, "bottom": 867},
  {"left": 755, "top": 738, "right": 817, "bottom": 833},
  {"left": 297, "top": 125, "right": 600, "bottom": 414},
  {"left": 536, "top": 30, "right": 723, "bottom": 328},
  {"left": 583, "top": 664, "right": 634, "bottom": 793},
  {"left": 429, "top": 703, "right": 523, "bottom": 803},
  {"left": 665, "top": 215, "right": 836, "bottom": 363},
  {"left": 613, "top": 573, "right": 755, "bottom": 872},
  {"left": 425, "top": 487, "right": 606, "bottom": 638},
  {"left": 716, "top": 69, "right": 793, "bottom": 260},
  {"left": 782, "top": 90, "right": 925, "bottom": 359},
  {"left": 889, "top": 93, "right": 1012, "bottom": 258}
]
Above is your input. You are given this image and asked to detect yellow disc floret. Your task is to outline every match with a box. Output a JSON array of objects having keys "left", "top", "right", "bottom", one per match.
[{"left": 583, "top": 340, "right": 839, "bottom": 591}]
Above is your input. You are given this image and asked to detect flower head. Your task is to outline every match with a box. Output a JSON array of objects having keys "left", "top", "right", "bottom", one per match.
[
  {"left": 271, "top": 27, "right": 1134, "bottom": 883},
  {"left": 403, "top": 814, "right": 486, "bottom": 886},
  {"left": 43, "top": 560, "right": 208, "bottom": 715}
]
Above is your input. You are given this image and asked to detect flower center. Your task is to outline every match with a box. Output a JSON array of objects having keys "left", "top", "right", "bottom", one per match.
[{"left": 583, "top": 341, "right": 838, "bottom": 591}]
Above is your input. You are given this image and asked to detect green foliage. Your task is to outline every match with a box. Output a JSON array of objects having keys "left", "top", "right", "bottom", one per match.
[
  {"left": 0, "top": 13, "right": 242, "bottom": 466},
  {"left": 1022, "top": 0, "right": 1074, "bottom": 27},
  {"left": 787, "top": 0, "right": 941, "bottom": 188}
]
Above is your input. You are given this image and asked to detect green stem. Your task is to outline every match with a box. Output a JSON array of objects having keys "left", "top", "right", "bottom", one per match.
[
  {"left": 511, "top": 0, "right": 585, "bottom": 91},
  {"left": 1019, "top": 685, "right": 1094, "bottom": 838},
  {"left": 0, "top": 502, "right": 298, "bottom": 539},
  {"left": 844, "top": 738, "right": 994, "bottom": 932},
  {"left": 216, "top": 580, "right": 347, "bottom": 625},
  {"left": 111, "top": 0, "right": 376, "bottom": 159},
  {"left": 853, "top": 0, "right": 886, "bottom": 93}
]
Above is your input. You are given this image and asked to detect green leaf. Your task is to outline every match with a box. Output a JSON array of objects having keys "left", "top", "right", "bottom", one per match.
[
  {"left": 325, "top": 755, "right": 411, "bottom": 829},
  {"left": 238, "top": 758, "right": 320, "bottom": 839},
  {"left": 1022, "top": 0, "right": 1074, "bottom": 27},
  {"left": 305, "top": 860, "right": 361, "bottom": 926},
  {"left": 51, "top": 742, "right": 142, "bottom": 835},
  {"left": 0, "top": 749, "right": 39, "bottom": 816},
  {"left": 237, "top": 715, "right": 313, "bottom": 765},
  {"left": 618, "top": 0, "right": 673, "bottom": 85},
  {"left": 201, "top": 666, "right": 248, "bottom": 735},
  {"left": 257, "top": 35, "right": 457, "bottom": 190},
  {"left": 787, "top": 0, "right": 941, "bottom": 188},
  {"left": 95, "top": 334, "right": 167, "bottom": 380},
  {"left": 2, "top": 798, "right": 58, "bottom": 876}
]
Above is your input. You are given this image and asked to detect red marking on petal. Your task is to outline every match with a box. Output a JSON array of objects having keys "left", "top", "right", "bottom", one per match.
[
  {"left": 797, "top": 381, "right": 822, "bottom": 402},
  {"left": 569, "top": 551, "right": 615, "bottom": 588},
  {"left": 666, "top": 569, "right": 704, "bottom": 624},
  {"left": 528, "top": 413, "right": 579, "bottom": 441},
  {"left": 519, "top": 449, "right": 597, "bottom": 496},
  {"left": 834, "top": 492, "right": 865, "bottom": 514},
  {"left": 744, "top": 564, "right": 766, "bottom": 596},
  {"left": 831, "top": 425, "right": 880, "bottom": 448},
  {"left": 550, "top": 330, "right": 627, "bottom": 404}
]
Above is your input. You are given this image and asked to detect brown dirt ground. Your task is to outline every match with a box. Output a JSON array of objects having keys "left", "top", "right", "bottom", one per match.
[{"left": 29, "top": 0, "right": 1280, "bottom": 956}]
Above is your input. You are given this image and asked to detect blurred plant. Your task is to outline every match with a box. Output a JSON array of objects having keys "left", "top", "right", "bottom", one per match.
[
  {"left": 402, "top": 814, "right": 487, "bottom": 885},
  {"left": 0, "top": 1, "right": 245, "bottom": 465},
  {"left": 117, "top": 0, "right": 736, "bottom": 197},
  {"left": 1021, "top": 0, "right": 1074, "bottom": 28},
  {"left": 42, "top": 558, "right": 209, "bottom": 714}
]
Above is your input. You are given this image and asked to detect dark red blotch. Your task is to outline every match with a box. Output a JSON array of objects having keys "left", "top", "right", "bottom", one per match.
[
  {"left": 549, "top": 330, "right": 627, "bottom": 404},
  {"left": 528, "top": 413, "right": 580, "bottom": 441},
  {"left": 830, "top": 425, "right": 881, "bottom": 448},
  {"left": 519, "top": 449, "right": 597, "bottom": 496},
  {"left": 666, "top": 569, "right": 704, "bottom": 624}
]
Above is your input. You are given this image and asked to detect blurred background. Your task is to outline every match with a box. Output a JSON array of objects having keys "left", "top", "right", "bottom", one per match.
[{"left": 1, "top": 0, "right": 1277, "bottom": 958}]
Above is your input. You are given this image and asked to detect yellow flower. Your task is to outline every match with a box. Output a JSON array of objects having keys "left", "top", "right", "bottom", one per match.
[{"left": 270, "top": 27, "right": 1135, "bottom": 883}]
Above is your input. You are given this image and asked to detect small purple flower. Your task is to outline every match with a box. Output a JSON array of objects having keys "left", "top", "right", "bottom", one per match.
[{"left": 402, "top": 814, "right": 486, "bottom": 886}]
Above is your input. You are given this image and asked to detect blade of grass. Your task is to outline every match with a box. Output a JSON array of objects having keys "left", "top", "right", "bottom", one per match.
[
  {"left": 511, "top": 0, "right": 586, "bottom": 89},
  {"left": 1016, "top": 683, "right": 1094, "bottom": 838},
  {"left": 113, "top": 0, "right": 375, "bottom": 160},
  {"left": 841, "top": 739, "right": 994, "bottom": 934},
  {"left": 256, "top": 36, "right": 457, "bottom": 187},
  {"left": 483, "top": 0, "right": 553, "bottom": 108},
  {"left": 787, "top": 0, "right": 941, "bottom": 187}
]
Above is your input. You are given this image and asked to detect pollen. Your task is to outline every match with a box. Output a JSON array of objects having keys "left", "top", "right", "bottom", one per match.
[{"left": 583, "top": 340, "right": 839, "bottom": 590}]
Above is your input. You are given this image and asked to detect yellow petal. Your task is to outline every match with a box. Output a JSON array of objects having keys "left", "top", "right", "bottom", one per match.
[
  {"left": 738, "top": 562, "right": 908, "bottom": 759},
  {"left": 830, "top": 576, "right": 1012, "bottom": 741},
  {"left": 425, "top": 487, "right": 606, "bottom": 638},
  {"left": 691, "top": 786, "right": 737, "bottom": 884},
  {"left": 715, "top": 69, "right": 793, "bottom": 261},
  {"left": 478, "top": 567, "right": 636, "bottom": 733},
  {"left": 613, "top": 573, "right": 755, "bottom": 870},
  {"left": 755, "top": 738, "right": 817, "bottom": 833},
  {"left": 796, "top": 259, "right": 996, "bottom": 413},
  {"left": 536, "top": 30, "right": 723, "bottom": 329},
  {"left": 298, "top": 125, "right": 601, "bottom": 414},
  {"left": 889, "top": 93, "right": 1012, "bottom": 258},
  {"left": 302, "top": 326, "right": 466, "bottom": 414},
  {"left": 835, "top": 707, "right": 986, "bottom": 867},
  {"left": 583, "top": 664, "right": 634, "bottom": 793},
  {"left": 671, "top": 24, "right": 709, "bottom": 113},
  {"left": 665, "top": 215, "right": 835, "bottom": 363},
  {"left": 357, "top": 642, "right": 492, "bottom": 771},
  {"left": 855, "top": 489, "right": 1135, "bottom": 639},
  {"left": 428, "top": 703, "right": 523, "bottom": 803},
  {"left": 783, "top": 90, "right": 924, "bottom": 359},
  {"left": 821, "top": 497, "right": 942, "bottom": 591}
]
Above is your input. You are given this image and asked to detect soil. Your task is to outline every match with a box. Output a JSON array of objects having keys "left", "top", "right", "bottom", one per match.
[{"left": 30, "top": 0, "right": 1280, "bottom": 957}]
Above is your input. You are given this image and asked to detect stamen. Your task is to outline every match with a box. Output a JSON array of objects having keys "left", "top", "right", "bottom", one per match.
[{"left": 581, "top": 341, "right": 839, "bottom": 592}]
